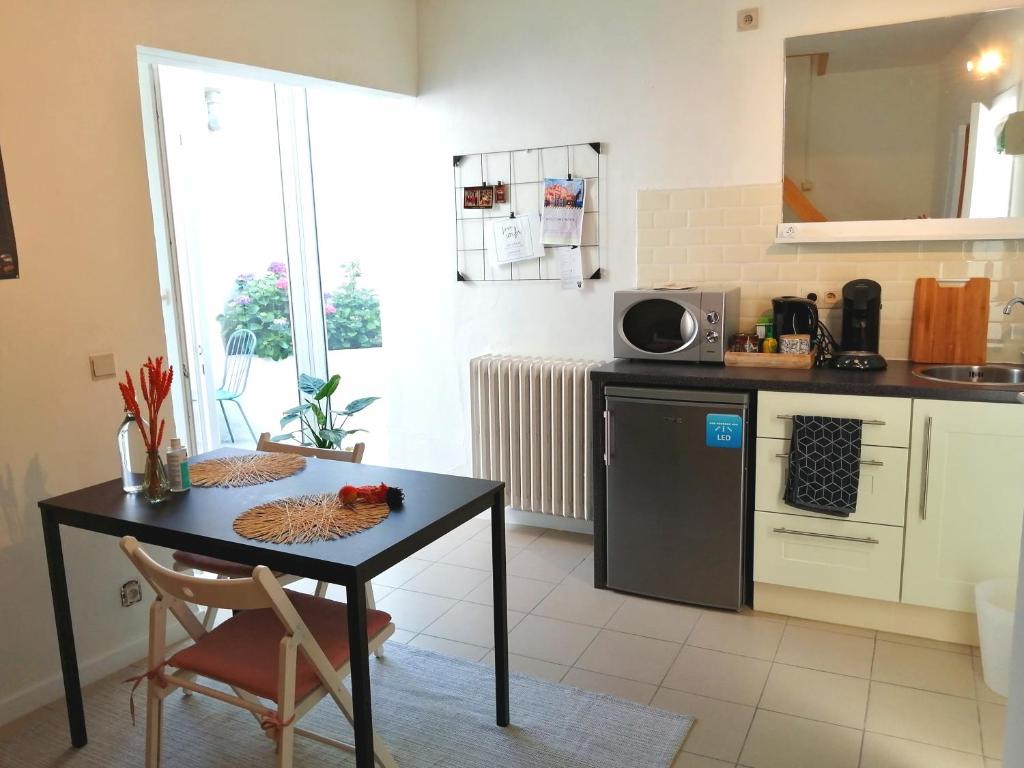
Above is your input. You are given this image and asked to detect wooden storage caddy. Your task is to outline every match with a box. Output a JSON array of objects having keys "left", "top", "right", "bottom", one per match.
[{"left": 724, "top": 351, "right": 815, "bottom": 369}]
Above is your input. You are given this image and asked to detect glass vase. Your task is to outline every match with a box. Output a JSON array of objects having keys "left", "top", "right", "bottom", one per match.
[
  {"left": 143, "top": 450, "right": 171, "bottom": 504},
  {"left": 117, "top": 410, "right": 148, "bottom": 493}
]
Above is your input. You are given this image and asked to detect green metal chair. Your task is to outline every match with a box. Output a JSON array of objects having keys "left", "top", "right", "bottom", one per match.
[{"left": 217, "top": 328, "right": 257, "bottom": 443}]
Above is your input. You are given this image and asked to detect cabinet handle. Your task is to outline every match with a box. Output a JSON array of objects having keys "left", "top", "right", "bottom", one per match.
[
  {"left": 771, "top": 527, "right": 879, "bottom": 545},
  {"left": 776, "top": 414, "right": 886, "bottom": 426},
  {"left": 919, "top": 415, "right": 933, "bottom": 521},
  {"left": 775, "top": 453, "right": 883, "bottom": 467},
  {"left": 603, "top": 410, "right": 612, "bottom": 466}
]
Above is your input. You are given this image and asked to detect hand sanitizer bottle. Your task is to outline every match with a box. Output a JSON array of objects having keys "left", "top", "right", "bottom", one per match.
[{"left": 166, "top": 437, "right": 191, "bottom": 492}]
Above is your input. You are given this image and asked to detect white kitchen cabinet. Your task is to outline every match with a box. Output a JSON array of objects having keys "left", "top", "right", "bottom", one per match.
[
  {"left": 902, "top": 400, "right": 1024, "bottom": 613},
  {"left": 757, "top": 391, "right": 912, "bottom": 447}
]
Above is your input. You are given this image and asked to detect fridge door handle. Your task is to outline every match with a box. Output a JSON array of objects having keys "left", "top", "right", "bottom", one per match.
[{"left": 604, "top": 409, "right": 613, "bottom": 466}]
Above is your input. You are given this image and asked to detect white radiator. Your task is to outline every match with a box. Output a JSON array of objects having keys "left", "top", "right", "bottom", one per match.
[{"left": 470, "top": 355, "right": 602, "bottom": 520}]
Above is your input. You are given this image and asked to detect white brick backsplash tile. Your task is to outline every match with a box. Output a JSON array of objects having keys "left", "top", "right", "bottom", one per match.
[
  {"left": 741, "top": 184, "right": 782, "bottom": 206},
  {"left": 741, "top": 225, "right": 775, "bottom": 244},
  {"left": 742, "top": 263, "right": 780, "bottom": 282},
  {"left": 636, "top": 247, "right": 654, "bottom": 264},
  {"left": 761, "top": 205, "right": 783, "bottom": 225},
  {"left": 652, "top": 246, "right": 687, "bottom": 264},
  {"left": 817, "top": 263, "right": 859, "bottom": 280},
  {"left": 637, "top": 190, "right": 670, "bottom": 210},
  {"left": 725, "top": 207, "right": 762, "bottom": 227},
  {"left": 704, "top": 264, "right": 742, "bottom": 281},
  {"left": 723, "top": 245, "right": 762, "bottom": 263},
  {"left": 637, "top": 263, "right": 669, "bottom": 287},
  {"left": 670, "top": 227, "right": 706, "bottom": 246},
  {"left": 653, "top": 209, "right": 690, "bottom": 228},
  {"left": 778, "top": 263, "right": 808, "bottom": 281},
  {"left": 669, "top": 263, "right": 706, "bottom": 283},
  {"left": 764, "top": 244, "right": 798, "bottom": 262},
  {"left": 637, "top": 228, "right": 668, "bottom": 247},
  {"left": 707, "top": 187, "right": 744, "bottom": 208},
  {"left": 707, "top": 227, "right": 742, "bottom": 245},
  {"left": 688, "top": 245, "right": 724, "bottom": 263},
  {"left": 690, "top": 208, "right": 725, "bottom": 227},
  {"left": 637, "top": 210, "right": 654, "bottom": 229},
  {"left": 670, "top": 189, "right": 706, "bottom": 209},
  {"left": 898, "top": 261, "right": 941, "bottom": 280}
]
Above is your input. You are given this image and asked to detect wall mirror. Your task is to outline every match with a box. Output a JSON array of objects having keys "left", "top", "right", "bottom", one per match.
[{"left": 780, "top": 8, "right": 1024, "bottom": 242}]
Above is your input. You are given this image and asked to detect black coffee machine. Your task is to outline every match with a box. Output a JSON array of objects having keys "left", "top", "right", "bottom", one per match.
[
  {"left": 772, "top": 296, "right": 819, "bottom": 340},
  {"left": 832, "top": 279, "right": 886, "bottom": 370}
]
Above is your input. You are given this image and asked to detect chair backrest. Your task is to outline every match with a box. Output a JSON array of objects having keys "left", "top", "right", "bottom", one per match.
[
  {"left": 220, "top": 329, "right": 257, "bottom": 396},
  {"left": 257, "top": 431, "right": 366, "bottom": 464},
  {"left": 121, "top": 536, "right": 280, "bottom": 613}
]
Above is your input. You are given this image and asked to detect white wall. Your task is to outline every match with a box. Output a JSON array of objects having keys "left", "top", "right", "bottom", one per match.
[{"left": 0, "top": 0, "right": 416, "bottom": 724}]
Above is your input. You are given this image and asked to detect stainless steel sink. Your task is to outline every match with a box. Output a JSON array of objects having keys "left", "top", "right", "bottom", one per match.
[{"left": 913, "top": 364, "right": 1024, "bottom": 386}]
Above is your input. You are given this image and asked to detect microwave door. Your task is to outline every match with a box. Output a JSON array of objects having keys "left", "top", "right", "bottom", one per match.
[{"left": 620, "top": 298, "right": 698, "bottom": 355}]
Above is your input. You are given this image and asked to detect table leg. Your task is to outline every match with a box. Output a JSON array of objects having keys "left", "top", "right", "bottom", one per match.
[
  {"left": 347, "top": 577, "right": 374, "bottom": 767},
  {"left": 41, "top": 510, "right": 87, "bottom": 747},
  {"left": 491, "top": 488, "right": 510, "bottom": 726}
]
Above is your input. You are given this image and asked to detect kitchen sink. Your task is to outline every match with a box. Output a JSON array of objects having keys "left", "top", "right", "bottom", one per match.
[{"left": 913, "top": 364, "right": 1024, "bottom": 386}]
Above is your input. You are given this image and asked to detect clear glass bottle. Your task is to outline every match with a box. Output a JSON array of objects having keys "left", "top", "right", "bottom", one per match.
[
  {"left": 117, "top": 410, "right": 147, "bottom": 493},
  {"left": 143, "top": 450, "right": 171, "bottom": 504}
]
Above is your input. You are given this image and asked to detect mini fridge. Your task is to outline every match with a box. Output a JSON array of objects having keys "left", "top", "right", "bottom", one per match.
[{"left": 604, "top": 386, "right": 749, "bottom": 610}]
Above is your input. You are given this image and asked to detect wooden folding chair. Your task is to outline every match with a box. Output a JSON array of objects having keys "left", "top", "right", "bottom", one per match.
[
  {"left": 121, "top": 536, "right": 398, "bottom": 768},
  {"left": 172, "top": 434, "right": 380, "bottom": 653}
]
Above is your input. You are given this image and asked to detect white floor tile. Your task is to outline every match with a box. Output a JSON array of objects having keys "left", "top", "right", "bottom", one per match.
[
  {"left": 872, "top": 640, "right": 976, "bottom": 698},
  {"left": 408, "top": 634, "right": 489, "bottom": 662},
  {"left": 387, "top": 628, "right": 414, "bottom": 644},
  {"left": 979, "top": 702, "right": 1005, "bottom": 760},
  {"left": 606, "top": 595, "right": 703, "bottom": 643},
  {"left": 686, "top": 610, "right": 784, "bottom": 660},
  {"left": 472, "top": 522, "right": 546, "bottom": 549},
  {"left": 375, "top": 589, "right": 457, "bottom": 633},
  {"left": 562, "top": 555, "right": 597, "bottom": 586},
  {"left": 865, "top": 681, "right": 982, "bottom": 754},
  {"left": 785, "top": 616, "right": 876, "bottom": 639},
  {"left": 774, "top": 624, "right": 875, "bottom": 678},
  {"left": 876, "top": 631, "right": 972, "bottom": 655},
  {"left": 985, "top": 760, "right": 1002, "bottom": 768},
  {"left": 759, "top": 663, "right": 869, "bottom": 729},
  {"left": 532, "top": 580, "right": 626, "bottom": 627},
  {"left": 561, "top": 668, "right": 657, "bottom": 704},
  {"left": 421, "top": 599, "right": 524, "bottom": 647},
  {"left": 973, "top": 655, "right": 1008, "bottom": 705},
  {"left": 506, "top": 548, "right": 579, "bottom": 583},
  {"left": 574, "top": 628, "right": 681, "bottom": 685},
  {"left": 507, "top": 614, "right": 599, "bottom": 666},
  {"left": 670, "top": 753, "right": 734, "bottom": 768},
  {"left": 651, "top": 688, "right": 755, "bottom": 764},
  {"left": 440, "top": 538, "right": 520, "bottom": 570},
  {"left": 412, "top": 532, "right": 466, "bottom": 561},
  {"left": 481, "top": 650, "right": 568, "bottom": 683},
  {"left": 400, "top": 562, "right": 489, "bottom": 600},
  {"left": 371, "top": 557, "right": 431, "bottom": 588},
  {"left": 860, "top": 732, "right": 985, "bottom": 768},
  {"left": 661, "top": 646, "right": 770, "bottom": 706},
  {"left": 462, "top": 574, "right": 555, "bottom": 613},
  {"left": 739, "top": 709, "right": 862, "bottom": 768}
]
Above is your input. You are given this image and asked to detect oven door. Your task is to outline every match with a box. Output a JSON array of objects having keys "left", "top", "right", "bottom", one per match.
[{"left": 614, "top": 295, "right": 700, "bottom": 360}]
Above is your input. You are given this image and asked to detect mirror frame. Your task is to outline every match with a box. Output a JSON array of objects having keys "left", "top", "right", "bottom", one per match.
[{"left": 777, "top": 10, "right": 1024, "bottom": 244}]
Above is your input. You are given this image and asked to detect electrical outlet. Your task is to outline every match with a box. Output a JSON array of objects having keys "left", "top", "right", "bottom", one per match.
[
  {"left": 737, "top": 8, "right": 759, "bottom": 31},
  {"left": 810, "top": 289, "right": 842, "bottom": 309},
  {"left": 121, "top": 579, "right": 142, "bottom": 607}
]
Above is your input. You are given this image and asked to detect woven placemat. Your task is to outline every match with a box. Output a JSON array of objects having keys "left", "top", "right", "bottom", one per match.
[
  {"left": 233, "top": 494, "right": 390, "bottom": 544},
  {"left": 189, "top": 453, "right": 306, "bottom": 487}
]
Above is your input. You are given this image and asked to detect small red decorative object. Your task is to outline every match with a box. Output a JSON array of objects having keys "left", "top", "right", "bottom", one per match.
[
  {"left": 337, "top": 483, "right": 404, "bottom": 510},
  {"left": 118, "top": 356, "right": 174, "bottom": 453}
]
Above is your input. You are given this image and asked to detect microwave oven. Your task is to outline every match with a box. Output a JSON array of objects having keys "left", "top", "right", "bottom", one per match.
[{"left": 613, "top": 288, "right": 740, "bottom": 362}]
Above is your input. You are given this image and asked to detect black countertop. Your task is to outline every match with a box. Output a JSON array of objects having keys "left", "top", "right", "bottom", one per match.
[{"left": 591, "top": 359, "right": 1022, "bottom": 404}]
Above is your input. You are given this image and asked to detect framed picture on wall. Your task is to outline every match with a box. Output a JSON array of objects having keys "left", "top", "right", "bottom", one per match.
[
  {"left": 0, "top": 148, "right": 18, "bottom": 280},
  {"left": 463, "top": 185, "right": 495, "bottom": 209}
]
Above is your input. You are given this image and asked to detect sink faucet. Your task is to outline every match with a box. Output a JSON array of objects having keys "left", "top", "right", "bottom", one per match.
[{"left": 1003, "top": 297, "right": 1024, "bottom": 315}]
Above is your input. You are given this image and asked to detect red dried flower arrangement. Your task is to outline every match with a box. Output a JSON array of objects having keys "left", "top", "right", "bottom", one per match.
[{"left": 118, "top": 356, "right": 174, "bottom": 453}]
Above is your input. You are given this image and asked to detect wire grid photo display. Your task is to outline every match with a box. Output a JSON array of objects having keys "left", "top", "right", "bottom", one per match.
[{"left": 454, "top": 142, "right": 601, "bottom": 282}]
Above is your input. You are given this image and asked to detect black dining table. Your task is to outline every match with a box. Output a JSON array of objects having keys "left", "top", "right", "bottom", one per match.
[{"left": 38, "top": 448, "right": 508, "bottom": 767}]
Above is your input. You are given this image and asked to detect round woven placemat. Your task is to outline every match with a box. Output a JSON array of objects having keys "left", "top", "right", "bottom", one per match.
[
  {"left": 233, "top": 494, "right": 390, "bottom": 544},
  {"left": 189, "top": 453, "right": 306, "bottom": 488}
]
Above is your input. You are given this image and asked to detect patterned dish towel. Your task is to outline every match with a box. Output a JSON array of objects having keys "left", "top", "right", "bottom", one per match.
[{"left": 783, "top": 415, "right": 863, "bottom": 517}]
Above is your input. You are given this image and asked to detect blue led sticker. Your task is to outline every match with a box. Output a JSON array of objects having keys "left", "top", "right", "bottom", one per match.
[{"left": 706, "top": 413, "right": 743, "bottom": 448}]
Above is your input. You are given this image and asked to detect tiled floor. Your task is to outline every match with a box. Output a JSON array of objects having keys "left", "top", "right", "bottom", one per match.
[{"left": 303, "top": 518, "right": 1007, "bottom": 768}]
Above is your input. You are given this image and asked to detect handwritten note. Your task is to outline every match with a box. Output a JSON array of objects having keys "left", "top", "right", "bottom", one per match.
[
  {"left": 557, "top": 247, "right": 584, "bottom": 290},
  {"left": 492, "top": 213, "right": 542, "bottom": 265}
]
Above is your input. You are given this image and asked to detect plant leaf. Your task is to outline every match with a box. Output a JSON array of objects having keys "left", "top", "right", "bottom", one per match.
[
  {"left": 320, "top": 428, "right": 346, "bottom": 446},
  {"left": 298, "top": 373, "right": 326, "bottom": 395},
  {"left": 310, "top": 402, "right": 326, "bottom": 428},
  {"left": 270, "top": 433, "right": 295, "bottom": 442},
  {"left": 314, "top": 374, "right": 341, "bottom": 401},
  {"left": 342, "top": 396, "right": 380, "bottom": 416},
  {"left": 279, "top": 403, "right": 311, "bottom": 428}
]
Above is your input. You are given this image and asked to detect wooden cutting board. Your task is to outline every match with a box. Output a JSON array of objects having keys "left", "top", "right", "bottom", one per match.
[{"left": 909, "top": 277, "right": 990, "bottom": 364}]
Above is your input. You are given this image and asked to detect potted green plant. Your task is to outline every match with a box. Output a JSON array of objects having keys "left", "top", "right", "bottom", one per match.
[{"left": 274, "top": 373, "right": 379, "bottom": 449}]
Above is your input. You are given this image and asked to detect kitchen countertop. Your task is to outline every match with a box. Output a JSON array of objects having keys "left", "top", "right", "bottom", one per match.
[{"left": 591, "top": 359, "right": 1023, "bottom": 404}]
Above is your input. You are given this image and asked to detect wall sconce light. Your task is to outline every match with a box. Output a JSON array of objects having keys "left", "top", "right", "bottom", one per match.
[{"left": 966, "top": 49, "right": 1006, "bottom": 77}]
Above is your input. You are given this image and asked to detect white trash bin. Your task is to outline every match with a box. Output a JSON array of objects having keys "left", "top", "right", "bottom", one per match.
[{"left": 975, "top": 578, "right": 1017, "bottom": 698}]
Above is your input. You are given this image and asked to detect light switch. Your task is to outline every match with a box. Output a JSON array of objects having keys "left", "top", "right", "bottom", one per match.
[{"left": 90, "top": 353, "right": 117, "bottom": 379}]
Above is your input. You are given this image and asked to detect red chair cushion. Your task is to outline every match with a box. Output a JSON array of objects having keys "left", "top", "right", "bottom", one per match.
[
  {"left": 169, "top": 591, "right": 391, "bottom": 701},
  {"left": 172, "top": 551, "right": 258, "bottom": 578}
]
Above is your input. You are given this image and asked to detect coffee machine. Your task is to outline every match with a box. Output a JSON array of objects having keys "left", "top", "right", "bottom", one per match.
[
  {"left": 832, "top": 279, "right": 886, "bottom": 370},
  {"left": 772, "top": 296, "right": 819, "bottom": 340}
]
